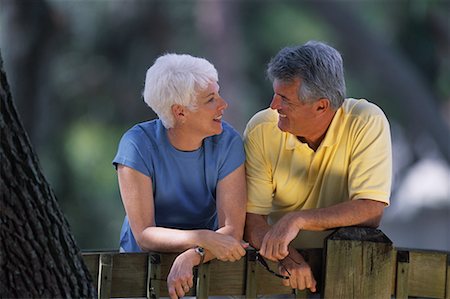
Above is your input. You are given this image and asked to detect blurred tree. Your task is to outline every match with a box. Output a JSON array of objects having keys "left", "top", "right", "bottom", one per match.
[
  {"left": 195, "top": 0, "right": 248, "bottom": 131},
  {"left": 0, "top": 0, "right": 56, "bottom": 143},
  {"left": 0, "top": 53, "right": 95, "bottom": 298},
  {"left": 1, "top": 0, "right": 447, "bottom": 251},
  {"left": 307, "top": 0, "right": 450, "bottom": 163}
]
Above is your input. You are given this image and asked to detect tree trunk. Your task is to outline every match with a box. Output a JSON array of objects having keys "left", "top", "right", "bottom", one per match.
[{"left": 0, "top": 52, "right": 96, "bottom": 297}]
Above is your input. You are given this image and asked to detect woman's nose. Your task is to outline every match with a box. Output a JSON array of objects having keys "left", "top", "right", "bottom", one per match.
[{"left": 219, "top": 97, "right": 228, "bottom": 110}]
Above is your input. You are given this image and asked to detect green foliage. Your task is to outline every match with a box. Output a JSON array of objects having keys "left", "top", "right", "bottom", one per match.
[{"left": 1, "top": 0, "right": 448, "bottom": 250}]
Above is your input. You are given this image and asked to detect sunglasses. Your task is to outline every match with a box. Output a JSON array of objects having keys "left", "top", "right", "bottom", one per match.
[{"left": 255, "top": 252, "right": 290, "bottom": 280}]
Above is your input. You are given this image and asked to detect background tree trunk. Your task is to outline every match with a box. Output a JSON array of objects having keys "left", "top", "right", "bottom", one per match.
[
  {"left": 0, "top": 52, "right": 96, "bottom": 298},
  {"left": 306, "top": 1, "right": 450, "bottom": 163}
]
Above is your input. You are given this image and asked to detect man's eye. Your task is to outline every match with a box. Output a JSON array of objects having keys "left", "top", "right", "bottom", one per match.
[{"left": 208, "top": 97, "right": 215, "bottom": 103}]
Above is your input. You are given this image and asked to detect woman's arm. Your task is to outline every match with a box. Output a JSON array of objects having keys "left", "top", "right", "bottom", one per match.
[
  {"left": 216, "top": 164, "right": 247, "bottom": 240},
  {"left": 118, "top": 164, "right": 212, "bottom": 252},
  {"left": 196, "top": 164, "right": 248, "bottom": 262}
]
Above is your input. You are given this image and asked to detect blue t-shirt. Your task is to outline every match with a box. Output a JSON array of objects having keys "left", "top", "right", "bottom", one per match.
[{"left": 113, "top": 119, "right": 245, "bottom": 252}]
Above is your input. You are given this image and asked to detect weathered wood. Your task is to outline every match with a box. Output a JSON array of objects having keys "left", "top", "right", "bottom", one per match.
[
  {"left": 245, "top": 249, "right": 257, "bottom": 298},
  {"left": 81, "top": 242, "right": 449, "bottom": 299},
  {"left": 294, "top": 289, "right": 308, "bottom": 298},
  {"left": 147, "top": 253, "right": 161, "bottom": 299},
  {"left": 408, "top": 250, "right": 447, "bottom": 298},
  {"left": 256, "top": 258, "right": 292, "bottom": 295},
  {"left": 196, "top": 262, "right": 210, "bottom": 299},
  {"left": 208, "top": 258, "right": 246, "bottom": 295},
  {"left": 109, "top": 253, "right": 147, "bottom": 298},
  {"left": 82, "top": 253, "right": 99, "bottom": 289},
  {"left": 323, "top": 227, "right": 394, "bottom": 299},
  {"left": 446, "top": 254, "right": 450, "bottom": 299},
  {"left": 98, "top": 254, "right": 113, "bottom": 299},
  {"left": 395, "top": 250, "right": 409, "bottom": 299}
]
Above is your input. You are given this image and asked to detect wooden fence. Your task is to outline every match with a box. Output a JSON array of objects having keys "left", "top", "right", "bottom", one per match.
[{"left": 82, "top": 227, "right": 450, "bottom": 298}]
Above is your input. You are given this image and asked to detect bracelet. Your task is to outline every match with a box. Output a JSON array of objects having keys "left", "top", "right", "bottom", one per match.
[{"left": 195, "top": 246, "right": 205, "bottom": 265}]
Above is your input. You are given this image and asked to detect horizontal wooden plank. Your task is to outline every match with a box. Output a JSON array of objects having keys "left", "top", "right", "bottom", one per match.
[
  {"left": 110, "top": 253, "right": 148, "bottom": 298},
  {"left": 408, "top": 250, "right": 447, "bottom": 298},
  {"left": 82, "top": 247, "right": 448, "bottom": 298},
  {"left": 208, "top": 258, "right": 246, "bottom": 295}
]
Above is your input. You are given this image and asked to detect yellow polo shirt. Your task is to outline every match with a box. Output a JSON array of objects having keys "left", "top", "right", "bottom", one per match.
[{"left": 244, "top": 98, "right": 392, "bottom": 248}]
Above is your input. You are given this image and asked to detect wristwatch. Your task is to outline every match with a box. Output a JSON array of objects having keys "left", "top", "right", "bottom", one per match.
[{"left": 195, "top": 246, "right": 205, "bottom": 265}]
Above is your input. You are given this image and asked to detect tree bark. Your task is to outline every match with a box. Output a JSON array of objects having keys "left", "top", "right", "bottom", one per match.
[{"left": 0, "top": 52, "right": 96, "bottom": 297}]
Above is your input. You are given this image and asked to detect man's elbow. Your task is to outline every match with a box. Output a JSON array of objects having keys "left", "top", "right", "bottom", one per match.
[
  {"left": 365, "top": 214, "right": 382, "bottom": 228},
  {"left": 362, "top": 203, "right": 385, "bottom": 228}
]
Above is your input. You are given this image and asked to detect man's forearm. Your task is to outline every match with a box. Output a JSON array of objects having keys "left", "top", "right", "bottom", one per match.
[
  {"left": 244, "top": 213, "right": 271, "bottom": 249},
  {"left": 293, "top": 199, "right": 385, "bottom": 231}
]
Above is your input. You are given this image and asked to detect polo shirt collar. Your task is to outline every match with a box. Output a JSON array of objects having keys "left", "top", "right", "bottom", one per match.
[{"left": 284, "top": 106, "right": 343, "bottom": 150}]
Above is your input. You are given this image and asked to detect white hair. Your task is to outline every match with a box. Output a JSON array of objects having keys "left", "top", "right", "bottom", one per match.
[{"left": 142, "top": 53, "right": 218, "bottom": 128}]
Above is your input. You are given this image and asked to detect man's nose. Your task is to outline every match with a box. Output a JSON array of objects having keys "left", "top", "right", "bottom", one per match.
[{"left": 270, "top": 94, "right": 280, "bottom": 110}]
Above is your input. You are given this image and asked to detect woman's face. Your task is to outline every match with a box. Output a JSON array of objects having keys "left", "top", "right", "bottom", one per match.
[{"left": 186, "top": 81, "right": 228, "bottom": 138}]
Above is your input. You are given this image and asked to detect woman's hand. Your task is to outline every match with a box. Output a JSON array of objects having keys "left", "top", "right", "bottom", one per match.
[
  {"left": 167, "top": 249, "right": 198, "bottom": 299},
  {"left": 201, "top": 231, "right": 248, "bottom": 262}
]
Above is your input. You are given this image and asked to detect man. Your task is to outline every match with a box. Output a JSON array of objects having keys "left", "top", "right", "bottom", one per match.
[{"left": 243, "top": 41, "right": 392, "bottom": 292}]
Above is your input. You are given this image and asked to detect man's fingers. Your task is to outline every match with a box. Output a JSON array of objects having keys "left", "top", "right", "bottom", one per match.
[
  {"left": 168, "top": 287, "right": 178, "bottom": 299},
  {"left": 279, "top": 243, "right": 289, "bottom": 259},
  {"left": 174, "top": 283, "right": 185, "bottom": 298},
  {"left": 306, "top": 275, "right": 317, "bottom": 292}
]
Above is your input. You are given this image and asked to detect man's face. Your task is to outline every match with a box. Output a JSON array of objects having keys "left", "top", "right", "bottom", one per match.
[{"left": 270, "top": 78, "right": 318, "bottom": 137}]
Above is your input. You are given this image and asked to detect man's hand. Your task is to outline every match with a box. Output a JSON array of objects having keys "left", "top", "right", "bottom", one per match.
[
  {"left": 259, "top": 212, "right": 302, "bottom": 261},
  {"left": 279, "top": 251, "right": 316, "bottom": 292},
  {"left": 167, "top": 251, "right": 196, "bottom": 299},
  {"left": 201, "top": 231, "right": 248, "bottom": 261}
]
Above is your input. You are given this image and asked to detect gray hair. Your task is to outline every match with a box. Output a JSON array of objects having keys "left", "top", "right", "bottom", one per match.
[
  {"left": 143, "top": 53, "right": 218, "bottom": 128},
  {"left": 267, "top": 41, "right": 346, "bottom": 109}
]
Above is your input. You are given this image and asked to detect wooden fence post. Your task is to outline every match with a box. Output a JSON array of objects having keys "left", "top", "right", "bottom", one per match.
[
  {"left": 196, "top": 262, "right": 210, "bottom": 299},
  {"left": 147, "top": 253, "right": 161, "bottom": 299},
  {"left": 245, "top": 249, "right": 257, "bottom": 299},
  {"left": 395, "top": 250, "right": 410, "bottom": 299},
  {"left": 323, "top": 227, "right": 393, "bottom": 299},
  {"left": 98, "top": 253, "right": 113, "bottom": 299}
]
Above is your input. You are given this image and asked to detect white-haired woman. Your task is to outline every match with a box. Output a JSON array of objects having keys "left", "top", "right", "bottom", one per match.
[{"left": 113, "top": 54, "right": 247, "bottom": 299}]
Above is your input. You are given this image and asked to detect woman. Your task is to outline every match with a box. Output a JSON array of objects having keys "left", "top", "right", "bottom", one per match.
[{"left": 113, "top": 53, "right": 247, "bottom": 299}]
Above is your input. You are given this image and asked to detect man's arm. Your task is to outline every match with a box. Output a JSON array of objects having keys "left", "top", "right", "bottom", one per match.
[
  {"left": 259, "top": 199, "right": 385, "bottom": 261},
  {"left": 245, "top": 213, "right": 317, "bottom": 292}
]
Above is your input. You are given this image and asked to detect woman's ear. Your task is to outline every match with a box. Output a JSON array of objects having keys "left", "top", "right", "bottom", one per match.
[{"left": 171, "top": 104, "right": 186, "bottom": 123}]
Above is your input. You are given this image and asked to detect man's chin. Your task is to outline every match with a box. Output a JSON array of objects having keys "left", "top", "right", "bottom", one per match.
[{"left": 277, "top": 122, "right": 288, "bottom": 132}]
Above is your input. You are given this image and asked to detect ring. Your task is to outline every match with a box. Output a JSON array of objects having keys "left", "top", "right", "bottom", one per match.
[{"left": 183, "top": 285, "right": 189, "bottom": 291}]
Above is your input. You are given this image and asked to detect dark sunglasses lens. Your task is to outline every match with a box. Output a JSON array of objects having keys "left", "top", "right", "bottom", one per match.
[{"left": 256, "top": 253, "right": 289, "bottom": 279}]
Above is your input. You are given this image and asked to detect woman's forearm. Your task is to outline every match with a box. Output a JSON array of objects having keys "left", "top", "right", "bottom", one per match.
[{"left": 137, "top": 227, "right": 212, "bottom": 252}]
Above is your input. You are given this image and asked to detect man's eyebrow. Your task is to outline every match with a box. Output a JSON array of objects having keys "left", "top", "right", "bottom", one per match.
[
  {"left": 276, "top": 93, "right": 291, "bottom": 101},
  {"left": 204, "top": 92, "right": 215, "bottom": 98}
]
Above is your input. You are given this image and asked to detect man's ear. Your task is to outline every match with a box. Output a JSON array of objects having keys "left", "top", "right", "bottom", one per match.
[
  {"left": 171, "top": 104, "right": 186, "bottom": 123},
  {"left": 315, "top": 98, "right": 330, "bottom": 114}
]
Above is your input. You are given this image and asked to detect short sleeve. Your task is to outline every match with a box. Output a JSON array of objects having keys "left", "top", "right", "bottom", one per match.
[
  {"left": 217, "top": 128, "right": 245, "bottom": 181},
  {"left": 244, "top": 124, "right": 274, "bottom": 215},
  {"left": 112, "top": 127, "right": 154, "bottom": 178},
  {"left": 348, "top": 113, "right": 392, "bottom": 205}
]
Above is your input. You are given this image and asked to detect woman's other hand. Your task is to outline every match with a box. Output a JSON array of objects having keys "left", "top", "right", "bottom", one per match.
[{"left": 201, "top": 231, "right": 248, "bottom": 262}]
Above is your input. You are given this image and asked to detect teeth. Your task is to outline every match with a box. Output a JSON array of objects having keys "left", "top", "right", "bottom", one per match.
[
  {"left": 279, "top": 114, "right": 287, "bottom": 118},
  {"left": 214, "top": 115, "right": 222, "bottom": 121}
]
